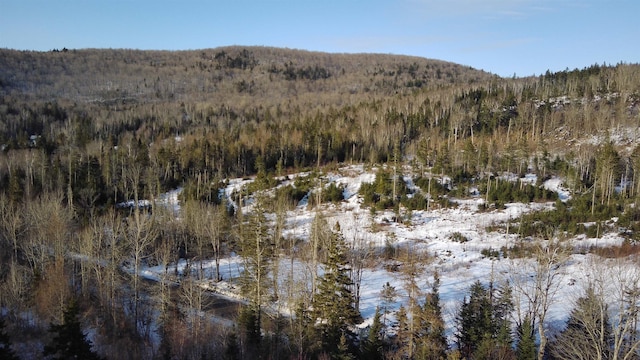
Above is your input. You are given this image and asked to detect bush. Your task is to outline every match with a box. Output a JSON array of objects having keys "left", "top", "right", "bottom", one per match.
[
  {"left": 322, "top": 182, "right": 344, "bottom": 203},
  {"left": 275, "top": 184, "right": 308, "bottom": 206},
  {"left": 480, "top": 247, "right": 500, "bottom": 259},
  {"left": 450, "top": 232, "right": 469, "bottom": 243}
]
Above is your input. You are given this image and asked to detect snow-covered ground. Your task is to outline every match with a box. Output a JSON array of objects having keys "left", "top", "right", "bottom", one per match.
[{"left": 139, "top": 164, "right": 630, "bottom": 341}]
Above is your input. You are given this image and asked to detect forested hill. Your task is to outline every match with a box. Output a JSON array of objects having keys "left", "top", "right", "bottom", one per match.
[
  {"left": 0, "top": 46, "right": 492, "bottom": 102},
  {"left": 0, "top": 47, "right": 639, "bottom": 202}
]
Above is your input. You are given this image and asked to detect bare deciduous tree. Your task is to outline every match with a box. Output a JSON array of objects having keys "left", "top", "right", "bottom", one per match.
[{"left": 507, "top": 241, "right": 569, "bottom": 360}]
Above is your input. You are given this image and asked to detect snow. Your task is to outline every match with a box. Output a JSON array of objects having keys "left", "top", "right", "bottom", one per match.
[
  {"left": 138, "top": 164, "right": 630, "bottom": 343},
  {"left": 544, "top": 177, "right": 571, "bottom": 201}
]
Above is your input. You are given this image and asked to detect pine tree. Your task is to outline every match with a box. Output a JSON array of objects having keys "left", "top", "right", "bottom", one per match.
[
  {"left": 223, "top": 329, "right": 240, "bottom": 360},
  {"left": 456, "top": 281, "right": 493, "bottom": 358},
  {"left": 455, "top": 280, "right": 514, "bottom": 359},
  {"left": 0, "top": 317, "right": 19, "bottom": 360},
  {"left": 416, "top": 272, "right": 448, "bottom": 359},
  {"left": 379, "top": 281, "right": 398, "bottom": 333},
  {"left": 43, "top": 301, "right": 103, "bottom": 360},
  {"left": 311, "top": 222, "right": 361, "bottom": 357},
  {"left": 238, "top": 195, "right": 273, "bottom": 347},
  {"left": 238, "top": 305, "right": 261, "bottom": 347},
  {"left": 493, "top": 281, "right": 515, "bottom": 348},
  {"left": 516, "top": 315, "right": 536, "bottom": 360},
  {"left": 394, "top": 305, "right": 409, "bottom": 358},
  {"left": 361, "top": 307, "right": 384, "bottom": 360}
]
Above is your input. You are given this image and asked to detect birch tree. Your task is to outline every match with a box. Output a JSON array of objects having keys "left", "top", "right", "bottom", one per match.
[{"left": 506, "top": 242, "right": 569, "bottom": 360}]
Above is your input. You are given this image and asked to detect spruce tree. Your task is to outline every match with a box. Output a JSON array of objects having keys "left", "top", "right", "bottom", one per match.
[
  {"left": 493, "top": 281, "right": 515, "bottom": 348},
  {"left": 238, "top": 195, "right": 273, "bottom": 347},
  {"left": 417, "top": 272, "right": 448, "bottom": 359},
  {"left": 379, "top": 281, "right": 397, "bottom": 333},
  {"left": 456, "top": 281, "right": 493, "bottom": 358},
  {"left": 455, "top": 280, "right": 515, "bottom": 359},
  {"left": 516, "top": 315, "right": 536, "bottom": 360},
  {"left": 394, "top": 305, "right": 409, "bottom": 358},
  {"left": 361, "top": 307, "right": 384, "bottom": 360},
  {"left": 311, "top": 222, "right": 361, "bottom": 357},
  {"left": 43, "top": 301, "right": 103, "bottom": 360}
]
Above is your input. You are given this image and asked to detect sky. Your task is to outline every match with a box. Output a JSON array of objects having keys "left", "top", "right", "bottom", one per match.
[{"left": 0, "top": 0, "right": 638, "bottom": 77}]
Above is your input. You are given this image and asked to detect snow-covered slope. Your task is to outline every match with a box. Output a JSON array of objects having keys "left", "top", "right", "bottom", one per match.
[{"left": 143, "top": 164, "right": 630, "bottom": 341}]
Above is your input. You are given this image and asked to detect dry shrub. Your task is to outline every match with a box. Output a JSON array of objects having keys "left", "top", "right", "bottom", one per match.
[
  {"left": 33, "top": 259, "right": 72, "bottom": 323},
  {"left": 591, "top": 241, "right": 640, "bottom": 258}
]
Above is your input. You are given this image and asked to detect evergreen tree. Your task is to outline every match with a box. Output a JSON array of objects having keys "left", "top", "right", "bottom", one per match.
[
  {"left": 0, "top": 317, "right": 19, "bottom": 360},
  {"left": 416, "top": 272, "right": 448, "bottom": 359},
  {"left": 311, "top": 222, "right": 361, "bottom": 358},
  {"left": 223, "top": 329, "right": 241, "bottom": 360},
  {"left": 493, "top": 282, "right": 515, "bottom": 348},
  {"left": 394, "top": 305, "right": 409, "bottom": 358},
  {"left": 379, "top": 281, "right": 398, "bottom": 333},
  {"left": 516, "top": 315, "right": 536, "bottom": 360},
  {"left": 455, "top": 280, "right": 514, "bottom": 359},
  {"left": 238, "top": 305, "right": 261, "bottom": 348},
  {"left": 43, "top": 301, "right": 103, "bottom": 360},
  {"left": 456, "top": 281, "right": 493, "bottom": 358},
  {"left": 361, "top": 307, "right": 384, "bottom": 360},
  {"left": 238, "top": 195, "right": 273, "bottom": 347}
]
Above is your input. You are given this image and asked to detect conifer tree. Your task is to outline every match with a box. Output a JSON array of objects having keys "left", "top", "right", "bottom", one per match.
[
  {"left": 223, "top": 330, "right": 241, "bottom": 360},
  {"left": 456, "top": 281, "right": 493, "bottom": 358},
  {"left": 516, "top": 315, "right": 536, "bottom": 360},
  {"left": 394, "top": 305, "right": 409, "bottom": 358},
  {"left": 311, "top": 222, "right": 361, "bottom": 357},
  {"left": 380, "top": 281, "right": 398, "bottom": 333},
  {"left": 238, "top": 194, "right": 273, "bottom": 346},
  {"left": 361, "top": 307, "right": 384, "bottom": 360},
  {"left": 43, "top": 301, "right": 103, "bottom": 360},
  {"left": 455, "top": 280, "right": 514, "bottom": 359},
  {"left": 416, "top": 272, "right": 448, "bottom": 359}
]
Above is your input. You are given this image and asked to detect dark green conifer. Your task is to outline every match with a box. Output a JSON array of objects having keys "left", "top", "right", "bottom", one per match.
[
  {"left": 417, "top": 271, "right": 448, "bottom": 359},
  {"left": 43, "top": 301, "right": 103, "bottom": 360},
  {"left": 311, "top": 222, "right": 361, "bottom": 357},
  {"left": 361, "top": 307, "right": 384, "bottom": 360},
  {"left": 456, "top": 280, "right": 515, "bottom": 359},
  {"left": 516, "top": 315, "right": 536, "bottom": 360}
]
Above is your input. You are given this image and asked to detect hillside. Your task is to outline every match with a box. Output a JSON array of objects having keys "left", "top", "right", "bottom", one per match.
[
  {"left": 1, "top": 47, "right": 640, "bottom": 359},
  {"left": 0, "top": 46, "right": 492, "bottom": 102}
]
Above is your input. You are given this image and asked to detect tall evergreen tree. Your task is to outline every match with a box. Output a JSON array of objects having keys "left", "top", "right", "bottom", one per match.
[
  {"left": 516, "top": 315, "right": 536, "bottom": 360},
  {"left": 455, "top": 280, "right": 514, "bottom": 359},
  {"left": 43, "top": 301, "right": 103, "bottom": 360},
  {"left": 311, "top": 222, "right": 361, "bottom": 357},
  {"left": 361, "top": 307, "right": 384, "bottom": 360},
  {"left": 456, "top": 281, "right": 493, "bottom": 358},
  {"left": 416, "top": 272, "right": 448, "bottom": 360},
  {"left": 238, "top": 194, "right": 273, "bottom": 348},
  {"left": 394, "top": 305, "right": 409, "bottom": 358},
  {"left": 379, "top": 281, "right": 398, "bottom": 334}
]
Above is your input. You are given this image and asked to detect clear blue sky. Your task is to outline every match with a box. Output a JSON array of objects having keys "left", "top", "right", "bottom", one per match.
[{"left": 1, "top": 0, "right": 638, "bottom": 77}]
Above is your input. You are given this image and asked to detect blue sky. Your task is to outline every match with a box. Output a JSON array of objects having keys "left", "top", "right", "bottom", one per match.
[{"left": 1, "top": 0, "right": 638, "bottom": 77}]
